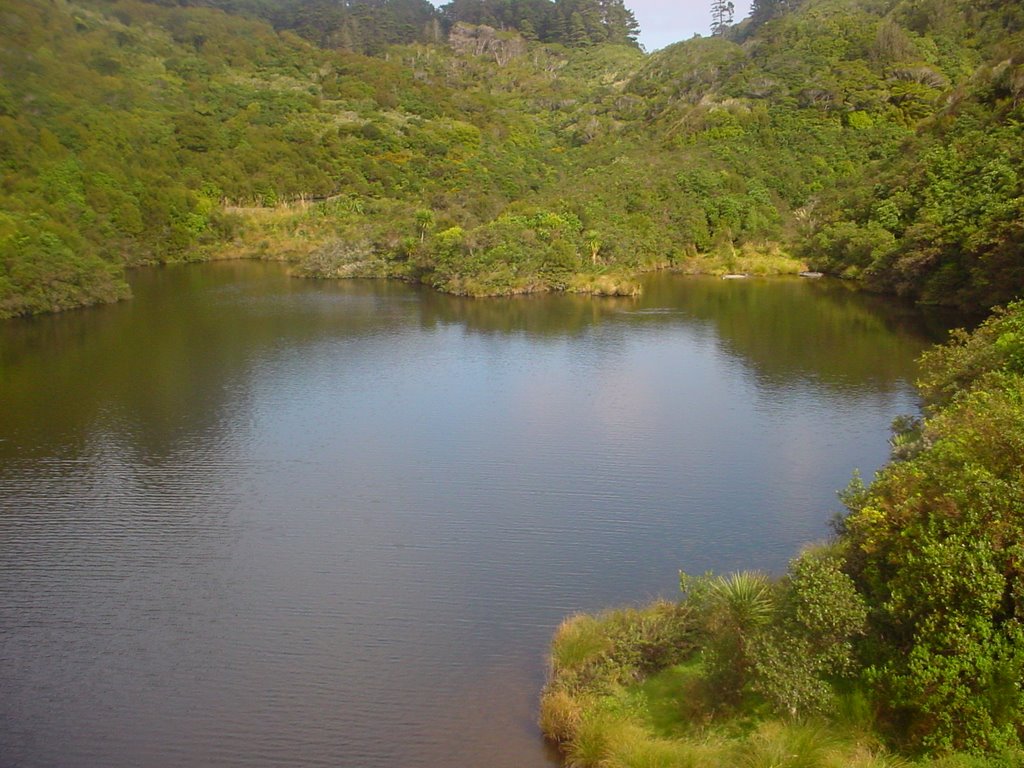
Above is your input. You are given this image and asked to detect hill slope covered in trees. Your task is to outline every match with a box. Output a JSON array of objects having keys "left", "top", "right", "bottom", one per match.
[{"left": 1, "top": 0, "right": 1022, "bottom": 318}]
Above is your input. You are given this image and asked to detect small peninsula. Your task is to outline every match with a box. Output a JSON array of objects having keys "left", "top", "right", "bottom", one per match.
[{"left": 541, "top": 301, "right": 1024, "bottom": 766}]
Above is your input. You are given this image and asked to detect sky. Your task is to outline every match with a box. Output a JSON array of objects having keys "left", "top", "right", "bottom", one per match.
[{"left": 631, "top": 0, "right": 753, "bottom": 51}]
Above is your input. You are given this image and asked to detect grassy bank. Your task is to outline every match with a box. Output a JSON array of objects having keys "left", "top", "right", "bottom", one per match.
[{"left": 540, "top": 597, "right": 1018, "bottom": 768}]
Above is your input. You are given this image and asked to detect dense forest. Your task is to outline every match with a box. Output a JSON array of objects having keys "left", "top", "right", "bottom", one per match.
[{"left": 1, "top": 0, "right": 1022, "bottom": 318}]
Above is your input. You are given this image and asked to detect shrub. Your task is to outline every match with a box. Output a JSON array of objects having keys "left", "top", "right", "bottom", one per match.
[
  {"left": 681, "top": 570, "right": 774, "bottom": 704},
  {"left": 917, "top": 301, "right": 1024, "bottom": 407},
  {"left": 842, "top": 304, "right": 1024, "bottom": 752}
]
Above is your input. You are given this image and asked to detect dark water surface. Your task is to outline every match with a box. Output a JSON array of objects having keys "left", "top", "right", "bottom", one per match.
[{"left": 0, "top": 263, "right": 952, "bottom": 767}]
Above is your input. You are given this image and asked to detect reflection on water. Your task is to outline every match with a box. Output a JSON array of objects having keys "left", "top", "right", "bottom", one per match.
[{"left": 0, "top": 263, "right": 954, "bottom": 767}]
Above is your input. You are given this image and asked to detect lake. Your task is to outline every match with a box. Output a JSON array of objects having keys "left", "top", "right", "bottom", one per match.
[{"left": 0, "top": 262, "right": 952, "bottom": 767}]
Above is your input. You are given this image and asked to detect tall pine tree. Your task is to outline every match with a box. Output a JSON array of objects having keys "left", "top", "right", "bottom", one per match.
[
  {"left": 710, "top": 0, "right": 734, "bottom": 35},
  {"left": 598, "top": 0, "right": 640, "bottom": 46}
]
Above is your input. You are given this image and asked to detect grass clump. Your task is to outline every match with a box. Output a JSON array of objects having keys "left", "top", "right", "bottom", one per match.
[
  {"left": 676, "top": 244, "right": 807, "bottom": 278},
  {"left": 603, "top": 729, "right": 723, "bottom": 768},
  {"left": 540, "top": 601, "right": 696, "bottom": 753},
  {"left": 731, "top": 721, "right": 841, "bottom": 768},
  {"left": 539, "top": 688, "right": 587, "bottom": 745}
]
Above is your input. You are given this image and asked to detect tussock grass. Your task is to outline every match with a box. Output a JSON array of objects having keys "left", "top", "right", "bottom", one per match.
[
  {"left": 605, "top": 731, "right": 726, "bottom": 768},
  {"left": 550, "top": 614, "right": 614, "bottom": 677},
  {"left": 567, "top": 272, "right": 643, "bottom": 296},
  {"left": 730, "top": 244, "right": 807, "bottom": 276},
  {"left": 832, "top": 744, "right": 912, "bottom": 768},
  {"left": 541, "top": 598, "right": 1004, "bottom": 768},
  {"left": 732, "top": 721, "right": 841, "bottom": 768},
  {"left": 678, "top": 243, "right": 806, "bottom": 277},
  {"left": 567, "top": 713, "right": 641, "bottom": 767},
  {"left": 539, "top": 688, "right": 586, "bottom": 744}
]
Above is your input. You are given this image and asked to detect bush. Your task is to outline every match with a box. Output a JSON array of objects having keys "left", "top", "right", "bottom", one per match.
[
  {"left": 842, "top": 304, "right": 1024, "bottom": 752},
  {"left": 917, "top": 301, "right": 1024, "bottom": 407},
  {"left": 681, "top": 570, "right": 774, "bottom": 705}
]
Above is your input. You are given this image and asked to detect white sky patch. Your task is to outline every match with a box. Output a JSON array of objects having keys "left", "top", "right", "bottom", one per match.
[
  {"left": 427, "top": 0, "right": 754, "bottom": 53},
  {"left": 631, "top": 0, "right": 753, "bottom": 50}
]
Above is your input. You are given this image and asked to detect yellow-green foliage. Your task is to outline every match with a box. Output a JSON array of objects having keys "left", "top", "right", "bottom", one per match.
[
  {"left": 545, "top": 602, "right": 695, "bottom": 694},
  {"left": 733, "top": 722, "right": 841, "bottom": 768},
  {"left": 605, "top": 733, "right": 724, "bottom": 768},
  {"left": 566, "top": 713, "right": 642, "bottom": 767},
  {"left": 567, "top": 272, "right": 643, "bottom": 296},
  {"left": 540, "top": 601, "right": 696, "bottom": 755},
  {"left": 539, "top": 688, "right": 587, "bottom": 745},
  {"left": 550, "top": 614, "right": 615, "bottom": 680}
]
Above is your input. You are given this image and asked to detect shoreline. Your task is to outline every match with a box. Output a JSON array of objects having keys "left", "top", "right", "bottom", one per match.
[{"left": 2, "top": 239, "right": 812, "bottom": 320}]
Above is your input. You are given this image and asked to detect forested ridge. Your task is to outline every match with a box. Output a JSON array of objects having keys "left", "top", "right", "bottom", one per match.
[{"left": 1, "top": 0, "right": 1022, "bottom": 318}]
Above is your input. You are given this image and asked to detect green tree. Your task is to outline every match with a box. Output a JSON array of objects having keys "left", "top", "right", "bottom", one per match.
[
  {"left": 749, "top": 546, "right": 867, "bottom": 718},
  {"left": 568, "top": 11, "right": 591, "bottom": 46},
  {"left": 711, "top": 0, "right": 735, "bottom": 36}
]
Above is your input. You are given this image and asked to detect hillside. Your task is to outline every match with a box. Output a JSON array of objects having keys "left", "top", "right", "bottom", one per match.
[{"left": 0, "top": 0, "right": 1022, "bottom": 317}]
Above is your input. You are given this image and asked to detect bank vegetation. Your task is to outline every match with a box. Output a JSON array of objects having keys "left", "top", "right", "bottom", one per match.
[{"left": 541, "top": 302, "right": 1024, "bottom": 766}]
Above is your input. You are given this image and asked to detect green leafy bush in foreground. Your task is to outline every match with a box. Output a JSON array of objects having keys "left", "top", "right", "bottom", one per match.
[{"left": 842, "top": 302, "right": 1024, "bottom": 754}]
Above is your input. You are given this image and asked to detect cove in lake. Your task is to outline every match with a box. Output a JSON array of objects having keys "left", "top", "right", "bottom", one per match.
[{"left": 0, "top": 263, "right": 955, "bottom": 768}]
